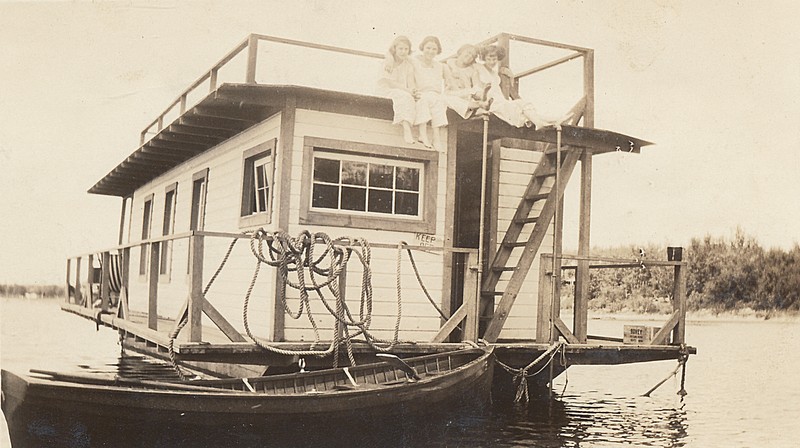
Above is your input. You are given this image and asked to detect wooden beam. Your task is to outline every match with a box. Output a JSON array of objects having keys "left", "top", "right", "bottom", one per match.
[
  {"left": 463, "top": 252, "right": 479, "bottom": 342},
  {"left": 431, "top": 304, "right": 467, "bottom": 343},
  {"left": 100, "top": 252, "right": 111, "bottom": 312},
  {"left": 650, "top": 310, "right": 681, "bottom": 345},
  {"left": 158, "top": 131, "right": 224, "bottom": 147},
  {"left": 672, "top": 261, "right": 687, "bottom": 344},
  {"left": 273, "top": 95, "right": 296, "bottom": 341},
  {"left": 202, "top": 300, "right": 247, "bottom": 343},
  {"left": 166, "top": 124, "right": 233, "bottom": 140},
  {"left": 554, "top": 317, "right": 580, "bottom": 344},
  {"left": 188, "top": 235, "right": 204, "bottom": 342},
  {"left": 515, "top": 51, "right": 584, "bottom": 79},
  {"left": 574, "top": 150, "right": 592, "bottom": 343},
  {"left": 536, "top": 254, "right": 553, "bottom": 342},
  {"left": 148, "top": 243, "right": 160, "bottom": 330}
]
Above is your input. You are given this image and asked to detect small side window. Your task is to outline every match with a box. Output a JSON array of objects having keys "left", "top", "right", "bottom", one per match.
[{"left": 239, "top": 139, "right": 277, "bottom": 228}]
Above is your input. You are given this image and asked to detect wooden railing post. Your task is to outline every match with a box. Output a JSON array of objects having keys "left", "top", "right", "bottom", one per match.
[
  {"left": 245, "top": 35, "right": 259, "bottom": 84},
  {"left": 86, "top": 254, "right": 95, "bottom": 308},
  {"left": 74, "top": 256, "right": 83, "bottom": 306},
  {"left": 209, "top": 68, "right": 219, "bottom": 92},
  {"left": 574, "top": 150, "right": 593, "bottom": 343},
  {"left": 100, "top": 251, "right": 111, "bottom": 312},
  {"left": 463, "top": 252, "right": 479, "bottom": 342},
  {"left": 148, "top": 242, "right": 160, "bottom": 330},
  {"left": 536, "top": 254, "right": 554, "bottom": 342},
  {"left": 65, "top": 258, "right": 72, "bottom": 304},
  {"left": 121, "top": 247, "right": 131, "bottom": 318},
  {"left": 188, "top": 234, "right": 205, "bottom": 342}
]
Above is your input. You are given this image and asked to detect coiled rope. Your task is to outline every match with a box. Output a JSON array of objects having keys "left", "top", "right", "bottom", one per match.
[
  {"left": 242, "top": 230, "right": 417, "bottom": 368},
  {"left": 496, "top": 341, "right": 565, "bottom": 403}
]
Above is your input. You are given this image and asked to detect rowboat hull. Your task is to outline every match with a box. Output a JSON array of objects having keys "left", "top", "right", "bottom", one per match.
[{"left": 2, "top": 347, "right": 493, "bottom": 443}]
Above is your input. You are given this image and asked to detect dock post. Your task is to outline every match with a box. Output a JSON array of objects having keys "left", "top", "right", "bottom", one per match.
[
  {"left": 671, "top": 250, "right": 687, "bottom": 345},
  {"left": 65, "top": 258, "right": 72, "bottom": 305},
  {"left": 574, "top": 150, "right": 593, "bottom": 343},
  {"left": 148, "top": 242, "right": 160, "bottom": 330},
  {"left": 188, "top": 234, "right": 205, "bottom": 342},
  {"left": 87, "top": 254, "right": 95, "bottom": 308}
]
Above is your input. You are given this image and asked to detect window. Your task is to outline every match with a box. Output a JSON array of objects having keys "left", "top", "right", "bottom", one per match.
[
  {"left": 159, "top": 183, "right": 177, "bottom": 279},
  {"left": 311, "top": 154, "right": 422, "bottom": 217},
  {"left": 239, "top": 139, "right": 277, "bottom": 228},
  {"left": 300, "top": 137, "right": 438, "bottom": 233},
  {"left": 139, "top": 195, "right": 154, "bottom": 276},
  {"left": 190, "top": 169, "right": 209, "bottom": 231}
]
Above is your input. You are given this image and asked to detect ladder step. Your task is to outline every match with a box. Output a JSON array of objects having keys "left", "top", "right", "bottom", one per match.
[
  {"left": 503, "top": 242, "right": 528, "bottom": 248},
  {"left": 513, "top": 217, "right": 538, "bottom": 224},
  {"left": 481, "top": 291, "right": 505, "bottom": 296},
  {"left": 491, "top": 266, "right": 517, "bottom": 272},
  {"left": 535, "top": 168, "right": 556, "bottom": 178},
  {"left": 525, "top": 192, "right": 549, "bottom": 202}
]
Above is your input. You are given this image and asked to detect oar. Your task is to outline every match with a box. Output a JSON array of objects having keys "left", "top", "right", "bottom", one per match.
[
  {"left": 29, "top": 369, "right": 232, "bottom": 393},
  {"left": 376, "top": 353, "right": 420, "bottom": 381}
]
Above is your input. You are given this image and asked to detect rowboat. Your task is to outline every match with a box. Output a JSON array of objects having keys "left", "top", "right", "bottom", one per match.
[{"left": 2, "top": 347, "right": 494, "bottom": 433}]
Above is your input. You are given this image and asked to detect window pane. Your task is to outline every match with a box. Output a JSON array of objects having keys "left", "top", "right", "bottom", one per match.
[
  {"left": 314, "top": 158, "right": 340, "bottom": 183},
  {"left": 368, "top": 190, "right": 393, "bottom": 214},
  {"left": 395, "top": 192, "right": 419, "bottom": 216},
  {"left": 341, "top": 186, "right": 366, "bottom": 211},
  {"left": 369, "top": 164, "right": 393, "bottom": 188},
  {"left": 256, "top": 188, "right": 267, "bottom": 212},
  {"left": 255, "top": 165, "right": 266, "bottom": 188},
  {"left": 312, "top": 184, "right": 339, "bottom": 209},
  {"left": 396, "top": 167, "right": 419, "bottom": 191},
  {"left": 342, "top": 161, "right": 367, "bottom": 186}
]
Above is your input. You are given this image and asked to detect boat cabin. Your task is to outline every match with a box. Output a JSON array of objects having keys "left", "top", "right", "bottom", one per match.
[{"left": 64, "top": 34, "right": 693, "bottom": 379}]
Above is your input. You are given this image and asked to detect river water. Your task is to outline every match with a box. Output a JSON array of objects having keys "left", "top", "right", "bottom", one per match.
[{"left": 2, "top": 297, "right": 798, "bottom": 447}]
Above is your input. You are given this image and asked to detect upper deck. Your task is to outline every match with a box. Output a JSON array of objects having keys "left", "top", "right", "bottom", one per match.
[{"left": 88, "top": 33, "right": 650, "bottom": 198}]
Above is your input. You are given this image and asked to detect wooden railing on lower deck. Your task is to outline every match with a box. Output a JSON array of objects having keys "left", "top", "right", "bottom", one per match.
[
  {"left": 65, "top": 231, "right": 481, "bottom": 346},
  {"left": 536, "top": 250, "right": 688, "bottom": 345}
]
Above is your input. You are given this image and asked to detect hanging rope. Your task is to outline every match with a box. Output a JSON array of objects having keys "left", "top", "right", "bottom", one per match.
[
  {"left": 642, "top": 349, "right": 689, "bottom": 397},
  {"left": 496, "top": 341, "right": 564, "bottom": 403},
  {"left": 168, "top": 237, "right": 239, "bottom": 380}
]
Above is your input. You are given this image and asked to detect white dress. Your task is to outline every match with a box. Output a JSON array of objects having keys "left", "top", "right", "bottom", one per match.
[
  {"left": 411, "top": 57, "right": 448, "bottom": 128},
  {"left": 377, "top": 57, "right": 416, "bottom": 125},
  {"left": 476, "top": 63, "right": 531, "bottom": 128}
]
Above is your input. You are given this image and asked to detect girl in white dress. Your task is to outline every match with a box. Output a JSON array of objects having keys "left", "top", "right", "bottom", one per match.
[
  {"left": 443, "top": 44, "right": 492, "bottom": 119},
  {"left": 377, "top": 36, "right": 417, "bottom": 144},
  {"left": 477, "top": 45, "right": 570, "bottom": 129},
  {"left": 411, "top": 36, "right": 448, "bottom": 150}
]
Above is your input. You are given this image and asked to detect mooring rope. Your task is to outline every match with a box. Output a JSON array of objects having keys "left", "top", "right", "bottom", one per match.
[{"left": 496, "top": 341, "right": 565, "bottom": 403}]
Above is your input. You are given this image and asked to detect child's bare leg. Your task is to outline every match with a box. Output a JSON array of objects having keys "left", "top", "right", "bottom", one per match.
[
  {"left": 418, "top": 123, "right": 432, "bottom": 148},
  {"left": 431, "top": 126, "right": 442, "bottom": 151},
  {"left": 401, "top": 121, "right": 414, "bottom": 144}
]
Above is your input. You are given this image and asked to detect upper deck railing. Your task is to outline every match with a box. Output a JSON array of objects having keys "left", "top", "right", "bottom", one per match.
[{"left": 139, "top": 32, "right": 595, "bottom": 145}]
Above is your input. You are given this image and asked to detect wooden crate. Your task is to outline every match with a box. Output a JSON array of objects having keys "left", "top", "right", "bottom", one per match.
[{"left": 623, "top": 325, "right": 665, "bottom": 344}]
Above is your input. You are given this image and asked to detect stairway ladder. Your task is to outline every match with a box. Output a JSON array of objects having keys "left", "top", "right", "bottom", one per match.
[{"left": 481, "top": 145, "right": 583, "bottom": 342}]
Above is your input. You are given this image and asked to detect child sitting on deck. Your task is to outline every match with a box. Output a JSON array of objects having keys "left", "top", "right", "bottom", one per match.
[
  {"left": 476, "top": 45, "right": 572, "bottom": 129},
  {"left": 377, "top": 36, "right": 417, "bottom": 144},
  {"left": 443, "top": 44, "right": 492, "bottom": 120},
  {"left": 410, "top": 36, "right": 448, "bottom": 150}
]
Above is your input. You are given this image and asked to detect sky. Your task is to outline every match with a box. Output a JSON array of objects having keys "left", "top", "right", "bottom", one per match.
[{"left": 1, "top": 0, "right": 798, "bottom": 285}]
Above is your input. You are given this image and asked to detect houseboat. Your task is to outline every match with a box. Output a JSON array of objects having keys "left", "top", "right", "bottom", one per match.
[{"left": 38, "top": 33, "right": 694, "bottom": 399}]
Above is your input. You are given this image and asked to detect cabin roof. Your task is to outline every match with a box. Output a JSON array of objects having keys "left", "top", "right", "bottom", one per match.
[{"left": 89, "top": 83, "right": 651, "bottom": 198}]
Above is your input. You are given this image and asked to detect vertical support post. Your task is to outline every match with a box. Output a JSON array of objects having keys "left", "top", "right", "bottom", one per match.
[
  {"left": 463, "top": 252, "right": 479, "bottom": 342},
  {"left": 180, "top": 95, "right": 187, "bottom": 115},
  {"left": 536, "top": 254, "right": 553, "bottom": 342},
  {"left": 118, "top": 197, "right": 128, "bottom": 245},
  {"left": 574, "top": 151, "right": 592, "bottom": 343},
  {"left": 74, "top": 257, "right": 83, "bottom": 306},
  {"left": 209, "top": 69, "right": 219, "bottom": 92},
  {"left": 121, "top": 247, "right": 131, "bottom": 319},
  {"left": 245, "top": 34, "right": 259, "bottom": 84},
  {"left": 188, "top": 234, "right": 205, "bottom": 342},
  {"left": 583, "top": 50, "right": 595, "bottom": 128},
  {"left": 100, "top": 251, "right": 111, "bottom": 312},
  {"left": 672, "top": 258, "right": 687, "bottom": 345},
  {"left": 65, "top": 258, "right": 72, "bottom": 304},
  {"left": 148, "top": 242, "right": 160, "bottom": 330},
  {"left": 140, "top": 131, "right": 146, "bottom": 146},
  {"left": 87, "top": 254, "right": 95, "bottom": 308}
]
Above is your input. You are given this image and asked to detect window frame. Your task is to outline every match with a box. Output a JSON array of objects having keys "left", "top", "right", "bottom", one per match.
[
  {"left": 138, "top": 194, "right": 154, "bottom": 277},
  {"left": 190, "top": 168, "right": 209, "bottom": 232},
  {"left": 239, "top": 139, "right": 277, "bottom": 229},
  {"left": 300, "top": 137, "right": 438, "bottom": 233},
  {"left": 159, "top": 182, "right": 178, "bottom": 281}
]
